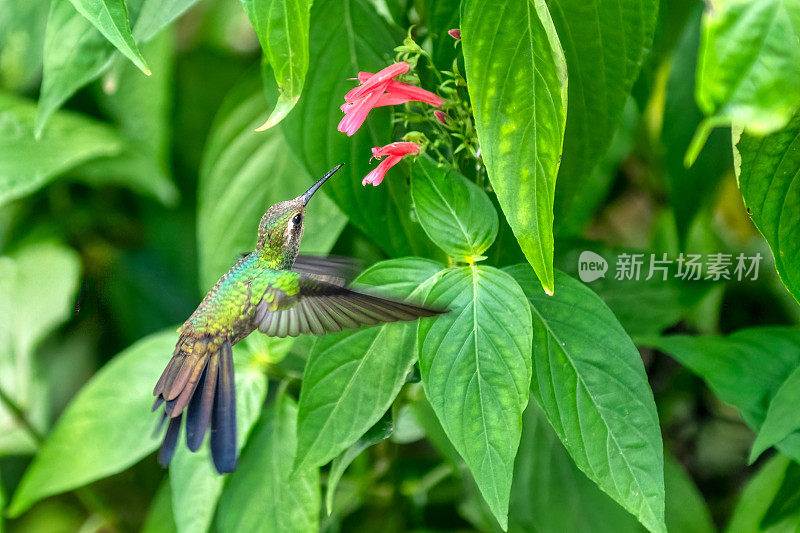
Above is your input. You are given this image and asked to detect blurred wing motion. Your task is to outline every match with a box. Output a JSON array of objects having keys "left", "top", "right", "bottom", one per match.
[
  {"left": 253, "top": 273, "right": 443, "bottom": 338},
  {"left": 152, "top": 336, "right": 237, "bottom": 473},
  {"left": 292, "top": 254, "right": 361, "bottom": 285}
]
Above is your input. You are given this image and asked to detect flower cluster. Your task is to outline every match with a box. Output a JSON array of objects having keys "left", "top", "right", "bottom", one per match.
[{"left": 338, "top": 61, "right": 443, "bottom": 186}]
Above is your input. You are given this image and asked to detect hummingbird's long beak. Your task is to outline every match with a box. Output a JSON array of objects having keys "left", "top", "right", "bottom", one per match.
[{"left": 301, "top": 164, "right": 343, "bottom": 205}]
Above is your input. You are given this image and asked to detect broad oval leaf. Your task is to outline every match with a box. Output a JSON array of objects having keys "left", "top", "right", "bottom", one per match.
[
  {"left": 7, "top": 329, "right": 177, "bottom": 517},
  {"left": 241, "top": 0, "right": 310, "bottom": 130},
  {"left": 217, "top": 393, "right": 319, "bottom": 533},
  {"left": 197, "top": 73, "right": 346, "bottom": 288},
  {"left": 411, "top": 155, "right": 498, "bottom": 260},
  {"left": 734, "top": 113, "right": 800, "bottom": 305},
  {"left": 549, "top": 0, "right": 657, "bottom": 235},
  {"left": 66, "top": 0, "right": 149, "bottom": 74},
  {"left": 281, "top": 0, "right": 436, "bottom": 258},
  {"left": 294, "top": 258, "right": 442, "bottom": 471},
  {"left": 417, "top": 265, "right": 532, "bottom": 529},
  {"left": 507, "top": 265, "right": 666, "bottom": 533},
  {"left": 0, "top": 93, "right": 122, "bottom": 206},
  {"left": 751, "top": 366, "right": 800, "bottom": 463},
  {"left": 696, "top": 0, "right": 800, "bottom": 135},
  {"left": 461, "top": 0, "right": 567, "bottom": 294},
  {"left": 169, "top": 358, "right": 267, "bottom": 533},
  {"left": 642, "top": 328, "right": 800, "bottom": 463}
]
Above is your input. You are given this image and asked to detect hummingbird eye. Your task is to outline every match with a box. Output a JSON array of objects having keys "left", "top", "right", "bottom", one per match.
[{"left": 292, "top": 213, "right": 303, "bottom": 225}]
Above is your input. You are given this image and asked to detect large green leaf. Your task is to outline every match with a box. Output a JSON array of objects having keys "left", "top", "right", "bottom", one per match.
[
  {"left": 411, "top": 155, "right": 498, "bottom": 260},
  {"left": 734, "top": 113, "right": 800, "bottom": 304},
  {"left": 508, "top": 401, "right": 641, "bottom": 533},
  {"left": 197, "top": 73, "right": 346, "bottom": 288},
  {"left": 281, "top": 0, "right": 435, "bottom": 258},
  {"left": 0, "top": 93, "right": 122, "bottom": 207},
  {"left": 418, "top": 265, "right": 532, "bottom": 529},
  {"left": 35, "top": 0, "right": 188, "bottom": 135},
  {"left": 0, "top": 242, "right": 81, "bottom": 455},
  {"left": 696, "top": 0, "right": 800, "bottom": 135},
  {"left": 7, "top": 329, "right": 176, "bottom": 516},
  {"left": 241, "top": 0, "right": 310, "bottom": 129},
  {"left": 294, "top": 258, "right": 442, "bottom": 470},
  {"left": 751, "top": 366, "right": 800, "bottom": 463},
  {"left": 169, "top": 358, "right": 267, "bottom": 533},
  {"left": 727, "top": 455, "right": 800, "bottom": 533},
  {"left": 66, "top": 0, "right": 149, "bottom": 74},
  {"left": 133, "top": 0, "right": 199, "bottom": 42},
  {"left": 36, "top": 0, "right": 117, "bottom": 136},
  {"left": 549, "top": 0, "right": 657, "bottom": 235},
  {"left": 217, "top": 393, "right": 319, "bottom": 533},
  {"left": 642, "top": 328, "right": 800, "bottom": 463},
  {"left": 461, "top": 0, "right": 567, "bottom": 294},
  {"left": 508, "top": 266, "right": 666, "bottom": 533}
]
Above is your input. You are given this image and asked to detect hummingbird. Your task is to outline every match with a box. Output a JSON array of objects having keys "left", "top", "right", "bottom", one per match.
[{"left": 152, "top": 164, "right": 442, "bottom": 473}]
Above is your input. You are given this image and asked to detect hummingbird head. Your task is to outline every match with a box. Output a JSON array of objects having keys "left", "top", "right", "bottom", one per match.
[{"left": 256, "top": 164, "right": 343, "bottom": 265}]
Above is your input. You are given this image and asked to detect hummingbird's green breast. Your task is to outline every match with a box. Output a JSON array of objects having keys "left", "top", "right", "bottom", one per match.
[{"left": 181, "top": 252, "right": 301, "bottom": 338}]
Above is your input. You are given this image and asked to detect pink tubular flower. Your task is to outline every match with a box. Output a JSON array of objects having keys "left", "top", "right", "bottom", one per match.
[
  {"left": 338, "top": 62, "right": 444, "bottom": 136},
  {"left": 448, "top": 28, "right": 461, "bottom": 40},
  {"left": 362, "top": 142, "right": 420, "bottom": 186}
]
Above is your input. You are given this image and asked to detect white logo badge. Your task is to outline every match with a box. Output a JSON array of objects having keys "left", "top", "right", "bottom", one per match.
[{"left": 578, "top": 251, "right": 607, "bottom": 282}]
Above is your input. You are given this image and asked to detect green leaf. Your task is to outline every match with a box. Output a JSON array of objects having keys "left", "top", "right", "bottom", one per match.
[
  {"left": 7, "top": 329, "right": 176, "bottom": 516},
  {"left": 461, "top": 0, "right": 567, "bottom": 295},
  {"left": 36, "top": 0, "right": 183, "bottom": 135},
  {"left": 281, "top": 0, "right": 436, "bottom": 258},
  {"left": 217, "top": 392, "right": 319, "bottom": 533},
  {"left": 169, "top": 358, "right": 267, "bottom": 533},
  {"left": 66, "top": 0, "right": 150, "bottom": 74},
  {"left": 141, "top": 481, "right": 177, "bottom": 533},
  {"left": 133, "top": 0, "right": 200, "bottom": 42},
  {"left": 0, "top": 93, "right": 122, "bottom": 207},
  {"left": 507, "top": 266, "right": 666, "bottom": 533},
  {"left": 509, "top": 401, "right": 642, "bottom": 533},
  {"left": 418, "top": 265, "right": 532, "bottom": 529},
  {"left": 734, "top": 112, "right": 800, "bottom": 305},
  {"left": 294, "top": 258, "right": 442, "bottom": 470},
  {"left": 750, "top": 366, "right": 800, "bottom": 463},
  {"left": 549, "top": 0, "right": 657, "bottom": 236},
  {"left": 761, "top": 461, "right": 800, "bottom": 530},
  {"left": 696, "top": 0, "right": 800, "bottom": 135},
  {"left": 325, "top": 414, "right": 393, "bottom": 514},
  {"left": 241, "top": 0, "right": 310, "bottom": 130},
  {"left": 0, "top": 242, "right": 81, "bottom": 455},
  {"left": 661, "top": 5, "right": 732, "bottom": 241},
  {"left": 197, "top": 73, "right": 346, "bottom": 288},
  {"left": 664, "top": 455, "right": 716, "bottom": 533},
  {"left": 0, "top": 0, "right": 49, "bottom": 92},
  {"left": 642, "top": 328, "right": 800, "bottom": 463},
  {"left": 727, "top": 454, "right": 800, "bottom": 533},
  {"left": 411, "top": 155, "right": 498, "bottom": 260},
  {"left": 35, "top": 0, "right": 116, "bottom": 137},
  {"left": 76, "top": 28, "right": 178, "bottom": 205}
]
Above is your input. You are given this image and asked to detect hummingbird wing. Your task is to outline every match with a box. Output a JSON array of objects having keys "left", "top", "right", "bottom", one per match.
[
  {"left": 292, "top": 254, "right": 361, "bottom": 285},
  {"left": 253, "top": 274, "right": 442, "bottom": 338}
]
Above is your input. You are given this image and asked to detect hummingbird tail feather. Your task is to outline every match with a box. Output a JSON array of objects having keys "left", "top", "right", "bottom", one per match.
[{"left": 153, "top": 336, "right": 238, "bottom": 473}]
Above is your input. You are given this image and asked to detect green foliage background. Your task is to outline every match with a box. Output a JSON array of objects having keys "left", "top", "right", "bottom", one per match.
[{"left": 1, "top": 0, "right": 800, "bottom": 531}]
